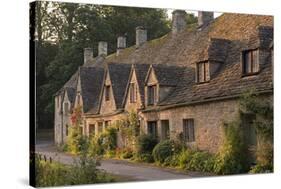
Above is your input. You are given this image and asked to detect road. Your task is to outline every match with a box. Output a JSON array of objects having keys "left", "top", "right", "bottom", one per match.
[{"left": 36, "top": 142, "right": 206, "bottom": 181}]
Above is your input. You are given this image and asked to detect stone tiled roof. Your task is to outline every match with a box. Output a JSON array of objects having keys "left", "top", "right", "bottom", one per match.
[
  {"left": 107, "top": 63, "right": 132, "bottom": 109},
  {"left": 79, "top": 67, "right": 104, "bottom": 113},
  {"left": 158, "top": 40, "right": 273, "bottom": 107},
  {"left": 150, "top": 64, "right": 186, "bottom": 86},
  {"left": 56, "top": 13, "right": 273, "bottom": 114},
  {"left": 65, "top": 87, "right": 76, "bottom": 106}
]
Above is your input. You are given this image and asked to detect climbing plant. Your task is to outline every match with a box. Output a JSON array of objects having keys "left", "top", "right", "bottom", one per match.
[{"left": 239, "top": 89, "right": 273, "bottom": 173}]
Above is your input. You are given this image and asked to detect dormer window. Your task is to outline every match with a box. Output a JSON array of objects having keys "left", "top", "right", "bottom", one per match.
[
  {"left": 129, "top": 83, "right": 136, "bottom": 103},
  {"left": 147, "top": 85, "right": 156, "bottom": 105},
  {"left": 105, "top": 85, "right": 110, "bottom": 101},
  {"left": 196, "top": 61, "right": 210, "bottom": 83},
  {"left": 242, "top": 49, "right": 259, "bottom": 75}
]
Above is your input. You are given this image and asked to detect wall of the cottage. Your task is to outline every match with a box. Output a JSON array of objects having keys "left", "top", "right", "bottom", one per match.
[
  {"left": 141, "top": 99, "right": 240, "bottom": 153},
  {"left": 62, "top": 92, "right": 71, "bottom": 144},
  {"left": 85, "top": 113, "right": 128, "bottom": 148},
  {"left": 54, "top": 95, "right": 63, "bottom": 145}
]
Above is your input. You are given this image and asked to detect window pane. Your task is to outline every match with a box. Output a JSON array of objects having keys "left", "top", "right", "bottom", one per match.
[
  {"left": 98, "top": 122, "right": 103, "bottom": 133},
  {"left": 183, "top": 119, "right": 195, "bottom": 142},
  {"left": 89, "top": 124, "right": 95, "bottom": 136},
  {"left": 148, "top": 85, "right": 155, "bottom": 105},
  {"left": 205, "top": 62, "right": 210, "bottom": 81},
  {"left": 252, "top": 50, "right": 259, "bottom": 72},
  {"left": 161, "top": 120, "right": 170, "bottom": 140},
  {"left": 188, "top": 119, "right": 195, "bottom": 142},
  {"left": 148, "top": 121, "right": 157, "bottom": 138},
  {"left": 105, "top": 86, "right": 110, "bottom": 101},
  {"left": 198, "top": 63, "right": 204, "bottom": 82},
  {"left": 130, "top": 83, "right": 135, "bottom": 103}
]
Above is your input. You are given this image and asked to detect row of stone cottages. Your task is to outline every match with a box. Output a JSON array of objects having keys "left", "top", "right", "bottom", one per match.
[{"left": 54, "top": 10, "right": 273, "bottom": 154}]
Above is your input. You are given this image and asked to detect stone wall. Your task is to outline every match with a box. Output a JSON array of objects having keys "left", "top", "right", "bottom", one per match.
[{"left": 141, "top": 98, "right": 240, "bottom": 153}]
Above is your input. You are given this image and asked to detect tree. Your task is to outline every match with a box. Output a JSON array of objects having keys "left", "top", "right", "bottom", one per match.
[{"left": 34, "top": 2, "right": 195, "bottom": 130}]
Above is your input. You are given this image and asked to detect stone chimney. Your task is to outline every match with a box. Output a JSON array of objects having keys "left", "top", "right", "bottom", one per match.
[
  {"left": 84, "top": 48, "right": 93, "bottom": 64},
  {"left": 117, "top": 36, "right": 126, "bottom": 56},
  {"left": 198, "top": 11, "right": 214, "bottom": 28},
  {"left": 136, "top": 26, "right": 147, "bottom": 48},
  {"left": 98, "top": 41, "right": 107, "bottom": 56},
  {"left": 172, "top": 10, "right": 187, "bottom": 34}
]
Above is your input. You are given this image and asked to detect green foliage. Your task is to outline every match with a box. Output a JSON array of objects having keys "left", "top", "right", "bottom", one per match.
[
  {"left": 66, "top": 126, "right": 84, "bottom": 155},
  {"left": 177, "top": 148, "right": 195, "bottom": 169},
  {"left": 35, "top": 154, "right": 114, "bottom": 187},
  {"left": 136, "top": 153, "right": 154, "bottom": 163},
  {"left": 88, "top": 127, "right": 117, "bottom": 157},
  {"left": 240, "top": 89, "right": 273, "bottom": 173},
  {"left": 186, "top": 151, "right": 215, "bottom": 172},
  {"left": 249, "top": 164, "right": 273, "bottom": 173},
  {"left": 214, "top": 121, "right": 250, "bottom": 175},
  {"left": 134, "top": 134, "right": 158, "bottom": 162},
  {"left": 35, "top": 2, "right": 173, "bottom": 130},
  {"left": 136, "top": 134, "right": 158, "bottom": 154},
  {"left": 116, "top": 147, "right": 134, "bottom": 159},
  {"left": 152, "top": 140, "right": 174, "bottom": 164},
  {"left": 117, "top": 111, "right": 140, "bottom": 148}
]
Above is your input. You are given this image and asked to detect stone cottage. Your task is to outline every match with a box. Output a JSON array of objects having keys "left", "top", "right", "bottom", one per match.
[{"left": 54, "top": 10, "right": 273, "bottom": 154}]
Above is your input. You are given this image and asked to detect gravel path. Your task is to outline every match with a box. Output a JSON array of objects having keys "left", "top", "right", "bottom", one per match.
[{"left": 35, "top": 142, "right": 206, "bottom": 181}]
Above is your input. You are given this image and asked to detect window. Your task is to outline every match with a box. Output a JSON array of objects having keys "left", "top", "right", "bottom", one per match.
[
  {"left": 104, "top": 120, "right": 111, "bottom": 130},
  {"left": 63, "top": 102, "right": 69, "bottom": 115},
  {"left": 98, "top": 122, "right": 103, "bottom": 133},
  {"left": 105, "top": 85, "right": 110, "bottom": 101},
  {"left": 147, "top": 121, "right": 157, "bottom": 138},
  {"left": 242, "top": 49, "right": 259, "bottom": 75},
  {"left": 161, "top": 120, "right": 170, "bottom": 140},
  {"left": 66, "top": 124, "right": 69, "bottom": 136},
  {"left": 130, "top": 83, "right": 136, "bottom": 103},
  {"left": 197, "top": 61, "right": 210, "bottom": 83},
  {"left": 183, "top": 119, "right": 195, "bottom": 142},
  {"left": 89, "top": 124, "right": 95, "bottom": 136},
  {"left": 147, "top": 85, "right": 156, "bottom": 105}
]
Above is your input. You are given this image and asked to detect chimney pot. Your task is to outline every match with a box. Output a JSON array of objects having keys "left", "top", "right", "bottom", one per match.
[
  {"left": 117, "top": 36, "right": 126, "bottom": 56},
  {"left": 83, "top": 48, "right": 93, "bottom": 65},
  {"left": 172, "top": 10, "right": 187, "bottom": 34},
  {"left": 98, "top": 41, "right": 107, "bottom": 56},
  {"left": 198, "top": 11, "right": 214, "bottom": 28},
  {"left": 136, "top": 26, "right": 147, "bottom": 48}
]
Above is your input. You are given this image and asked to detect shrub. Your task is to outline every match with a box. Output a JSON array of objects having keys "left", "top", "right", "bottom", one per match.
[
  {"left": 178, "top": 148, "right": 195, "bottom": 169},
  {"left": 121, "top": 147, "right": 134, "bottom": 159},
  {"left": 152, "top": 140, "right": 174, "bottom": 164},
  {"left": 88, "top": 127, "right": 117, "bottom": 157},
  {"left": 136, "top": 153, "right": 154, "bottom": 163},
  {"left": 240, "top": 89, "right": 273, "bottom": 173},
  {"left": 136, "top": 134, "right": 158, "bottom": 155},
  {"left": 186, "top": 151, "right": 215, "bottom": 172},
  {"left": 35, "top": 154, "right": 114, "bottom": 187},
  {"left": 249, "top": 164, "right": 273, "bottom": 173},
  {"left": 66, "top": 126, "right": 83, "bottom": 155}
]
